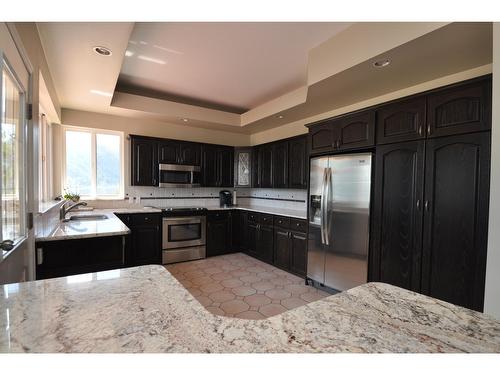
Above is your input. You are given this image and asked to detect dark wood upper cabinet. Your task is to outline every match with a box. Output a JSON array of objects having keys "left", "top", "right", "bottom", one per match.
[
  {"left": 252, "top": 146, "right": 260, "bottom": 188},
  {"left": 421, "top": 132, "right": 490, "bottom": 311},
  {"left": 131, "top": 136, "right": 158, "bottom": 186},
  {"left": 370, "top": 141, "right": 425, "bottom": 292},
  {"left": 427, "top": 78, "right": 491, "bottom": 138},
  {"left": 158, "top": 139, "right": 180, "bottom": 164},
  {"left": 272, "top": 141, "right": 288, "bottom": 188},
  {"left": 259, "top": 144, "right": 273, "bottom": 188},
  {"left": 288, "top": 136, "right": 307, "bottom": 189},
  {"left": 179, "top": 142, "right": 201, "bottom": 166},
  {"left": 336, "top": 110, "right": 375, "bottom": 150},
  {"left": 376, "top": 96, "right": 426, "bottom": 144},
  {"left": 308, "top": 121, "right": 335, "bottom": 154},
  {"left": 201, "top": 144, "right": 233, "bottom": 187}
]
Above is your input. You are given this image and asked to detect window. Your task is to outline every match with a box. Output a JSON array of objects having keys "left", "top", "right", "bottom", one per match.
[
  {"left": 1, "top": 63, "right": 26, "bottom": 244},
  {"left": 62, "top": 126, "right": 124, "bottom": 199},
  {"left": 38, "top": 111, "right": 53, "bottom": 202}
]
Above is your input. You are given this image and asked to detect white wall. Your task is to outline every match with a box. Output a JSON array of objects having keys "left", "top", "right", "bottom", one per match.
[{"left": 484, "top": 23, "right": 500, "bottom": 319}]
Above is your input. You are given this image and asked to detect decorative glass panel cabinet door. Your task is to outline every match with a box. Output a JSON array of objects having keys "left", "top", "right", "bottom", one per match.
[{"left": 234, "top": 147, "right": 252, "bottom": 187}]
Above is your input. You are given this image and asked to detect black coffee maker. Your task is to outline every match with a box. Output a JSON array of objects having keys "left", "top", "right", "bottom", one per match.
[{"left": 219, "top": 190, "right": 233, "bottom": 207}]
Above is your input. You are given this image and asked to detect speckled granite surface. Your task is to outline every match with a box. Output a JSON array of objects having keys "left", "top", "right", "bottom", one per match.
[{"left": 1, "top": 265, "right": 499, "bottom": 353}]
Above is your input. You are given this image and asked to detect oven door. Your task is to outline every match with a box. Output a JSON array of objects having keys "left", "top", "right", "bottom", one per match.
[
  {"left": 163, "top": 216, "right": 206, "bottom": 249},
  {"left": 159, "top": 164, "right": 201, "bottom": 187}
]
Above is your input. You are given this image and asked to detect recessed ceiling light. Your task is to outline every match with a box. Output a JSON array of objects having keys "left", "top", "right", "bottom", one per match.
[
  {"left": 277, "top": 115, "right": 284, "bottom": 119},
  {"left": 90, "top": 89, "right": 112, "bottom": 97},
  {"left": 125, "top": 50, "right": 134, "bottom": 57},
  {"left": 373, "top": 59, "right": 391, "bottom": 68},
  {"left": 181, "top": 118, "right": 189, "bottom": 122},
  {"left": 93, "top": 46, "right": 112, "bottom": 56},
  {"left": 137, "top": 55, "right": 166, "bottom": 65}
]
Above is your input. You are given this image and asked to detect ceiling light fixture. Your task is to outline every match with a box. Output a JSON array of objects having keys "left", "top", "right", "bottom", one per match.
[
  {"left": 90, "top": 89, "right": 113, "bottom": 97},
  {"left": 137, "top": 55, "right": 167, "bottom": 65},
  {"left": 373, "top": 59, "right": 391, "bottom": 68},
  {"left": 181, "top": 118, "right": 189, "bottom": 122},
  {"left": 277, "top": 115, "right": 284, "bottom": 119},
  {"left": 125, "top": 50, "right": 134, "bottom": 57},
  {"left": 93, "top": 46, "right": 112, "bottom": 56}
]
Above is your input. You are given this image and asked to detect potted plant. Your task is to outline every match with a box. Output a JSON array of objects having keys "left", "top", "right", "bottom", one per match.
[{"left": 63, "top": 189, "right": 81, "bottom": 203}]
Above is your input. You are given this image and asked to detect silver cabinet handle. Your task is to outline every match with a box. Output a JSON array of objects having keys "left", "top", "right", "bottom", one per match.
[
  {"left": 424, "top": 200, "right": 429, "bottom": 212},
  {"left": 418, "top": 125, "right": 423, "bottom": 136},
  {"left": 427, "top": 124, "right": 431, "bottom": 136},
  {"left": 122, "top": 237, "right": 126, "bottom": 264},
  {"left": 37, "top": 248, "right": 44, "bottom": 265},
  {"left": 416, "top": 199, "right": 421, "bottom": 210}
]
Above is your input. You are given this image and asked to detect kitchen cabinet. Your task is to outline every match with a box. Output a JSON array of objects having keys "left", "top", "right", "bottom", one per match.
[
  {"left": 421, "top": 132, "right": 490, "bottom": 311},
  {"left": 258, "top": 224, "right": 274, "bottom": 264},
  {"left": 307, "top": 110, "right": 375, "bottom": 155},
  {"left": 272, "top": 140, "right": 288, "bottom": 188},
  {"left": 289, "top": 231, "right": 307, "bottom": 277},
  {"left": 288, "top": 135, "right": 308, "bottom": 189},
  {"left": 115, "top": 213, "right": 161, "bottom": 267},
  {"left": 35, "top": 235, "right": 126, "bottom": 280},
  {"left": 245, "top": 212, "right": 273, "bottom": 263},
  {"left": 251, "top": 146, "right": 260, "bottom": 188},
  {"left": 272, "top": 216, "right": 307, "bottom": 277},
  {"left": 370, "top": 132, "right": 491, "bottom": 311},
  {"left": 237, "top": 210, "right": 248, "bottom": 252},
  {"left": 370, "top": 140, "right": 425, "bottom": 292},
  {"left": 427, "top": 77, "right": 491, "bottom": 138},
  {"left": 201, "top": 145, "right": 234, "bottom": 187},
  {"left": 274, "top": 228, "right": 291, "bottom": 270},
  {"left": 259, "top": 144, "right": 273, "bottom": 188},
  {"left": 376, "top": 96, "right": 426, "bottom": 145},
  {"left": 207, "top": 211, "right": 233, "bottom": 257},
  {"left": 234, "top": 147, "right": 252, "bottom": 187},
  {"left": 158, "top": 140, "right": 201, "bottom": 166},
  {"left": 131, "top": 136, "right": 158, "bottom": 186}
]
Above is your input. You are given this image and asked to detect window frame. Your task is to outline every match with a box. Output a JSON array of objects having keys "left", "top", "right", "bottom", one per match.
[{"left": 61, "top": 125, "right": 125, "bottom": 200}]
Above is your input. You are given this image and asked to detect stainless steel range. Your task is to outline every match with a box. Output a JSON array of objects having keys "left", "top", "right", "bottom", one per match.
[{"left": 155, "top": 207, "right": 207, "bottom": 264}]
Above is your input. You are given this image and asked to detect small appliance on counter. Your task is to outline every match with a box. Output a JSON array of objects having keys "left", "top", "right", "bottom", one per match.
[{"left": 219, "top": 190, "right": 233, "bottom": 207}]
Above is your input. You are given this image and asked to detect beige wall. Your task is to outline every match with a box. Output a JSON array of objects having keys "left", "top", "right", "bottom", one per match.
[
  {"left": 250, "top": 64, "right": 492, "bottom": 145},
  {"left": 484, "top": 23, "right": 500, "bottom": 319}
]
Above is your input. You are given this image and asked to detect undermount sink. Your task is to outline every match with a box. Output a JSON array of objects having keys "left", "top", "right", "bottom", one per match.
[{"left": 62, "top": 214, "right": 108, "bottom": 222}]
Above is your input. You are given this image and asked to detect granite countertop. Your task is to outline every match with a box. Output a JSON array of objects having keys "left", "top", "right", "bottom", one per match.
[
  {"left": 207, "top": 205, "right": 307, "bottom": 219},
  {"left": 35, "top": 208, "right": 162, "bottom": 242},
  {"left": 1, "top": 264, "right": 499, "bottom": 353}
]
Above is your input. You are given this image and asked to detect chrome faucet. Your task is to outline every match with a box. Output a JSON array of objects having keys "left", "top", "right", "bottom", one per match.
[{"left": 60, "top": 201, "right": 87, "bottom": 220}]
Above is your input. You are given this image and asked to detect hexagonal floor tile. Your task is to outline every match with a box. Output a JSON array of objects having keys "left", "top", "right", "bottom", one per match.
[
  {"left": 220, "top": 278, "right": 243, "bottom": 288},
  {"left": 235, "top": 311, "right": 266, "bottom": 320},
  {"left": 244, "top": 294, "right": 272, "bottom": 307},
  {"left": 259, "top": 303, "right": 288, "bottom": 317},
  {"left": 264, "top": 289, "right": 292, "bottom": 300},
  {"left": 251, "top": 281, "right": 275, "bottom": 292},
  {"left": 239, "top": 275, "right": 261, "bottom": 283},
  {"left": 232, "top": 286, "right": 257, "bottom": 297},
  {"left": 209, "top": 291, "right": 236, "bottom": 303},
  {"left": 281, "top": 297, "right": 308, "bottom": 309},
  {"left": 300, "top": 292, "right": 324, "bottom": 303},
  {"left": 284, "top": 284, "right": 310, "bottom": 294},
  {"left": 220, "top": 300, "right": 250, "bottom": 315},
  {"left": 211, "top": 272, "right": 233, "bottom": 281},
  {"left": 199, "top": 283, "right": 224, "bottom": 293}
]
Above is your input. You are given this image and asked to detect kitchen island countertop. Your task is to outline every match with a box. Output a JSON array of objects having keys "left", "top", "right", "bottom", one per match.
[{"left": 1, "top": 264, "right": 499, "bottom": 353}]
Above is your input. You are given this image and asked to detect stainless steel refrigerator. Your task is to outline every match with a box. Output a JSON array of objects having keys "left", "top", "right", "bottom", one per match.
[{"left": 307, "top": 153, "right": 372, "bottom": 291}]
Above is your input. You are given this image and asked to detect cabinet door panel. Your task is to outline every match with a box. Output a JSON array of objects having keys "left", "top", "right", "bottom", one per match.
[
  {"left": 238, "top": 211, "right": 248, "bottom": 252},
  {"left": 376, "top": 96, "right": 426, "bottom": 144},
  {"left": 273, "top": 229, "right": 290, "bottom": 270},
  {"left": 131, "top": 137, "right": 158, "bottom": 186},
  {"left": 421, "top": 133, "right": 490, "bottom": 311},
  {"left": 308, "top": 121, "right": 335, "bottom": 154},
  {"left": 158, "top": 140, "right": 180, "bottom": 164},
  {"left": 258, "top": 225, "right": 274, "bottom": 264},
  {"left": 288, "top": 136, "right": 307, "bottom": 189},
  {"left": 259, "top": 144, "right": 273, "bottom": 188},
  {"left": 180, "top": 142, "right": 201, "bottom": 166},
  {"left": 427, "top": 78, "right": 491, "bottom": 138},
  {"left": 247, "top": 222, "right": 259, "bottom": 258},
  {"left": 201, "top": 145, "right": 218, "bottom": 187},
  {"left": 290, "top": 231, "right": 307, "bottom": 277},
  {"left": 131, "top": 225, "right": 161, "bottom": 266},
  {"left": 272, "top": 141, "right": 288, "bottom": 188},
  {"left": 337, "top": 110, "right": 375, "bottom": 150},
  {"left": 218, "top": 147, "right": 234, "bottom": 188},
  {"left": 370, "top": 141, "right": 425, "bottom": 292},
  {"left": 252, "top": 146, "right": 260, "bottom": 188}
]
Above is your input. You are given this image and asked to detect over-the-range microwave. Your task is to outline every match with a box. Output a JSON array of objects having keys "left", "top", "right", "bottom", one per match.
[{"left": 158, "top": 164, "right": 201, "bottom": 188}]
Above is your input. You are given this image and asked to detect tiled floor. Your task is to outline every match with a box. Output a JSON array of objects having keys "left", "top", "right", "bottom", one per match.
[{"left": 165, "top": 253, "right": 330, "bottom": 319}]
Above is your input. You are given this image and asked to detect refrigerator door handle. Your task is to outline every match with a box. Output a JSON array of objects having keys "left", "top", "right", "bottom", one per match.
[
  {"left": 320, "top": 168, "right": 328, "bottom": 245},
  {"left": 325, "top": 167, "right": 333, "bottom": 246}
]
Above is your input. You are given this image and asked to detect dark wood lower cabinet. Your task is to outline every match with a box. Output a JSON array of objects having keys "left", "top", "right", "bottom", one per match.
[
  {"left": 35, "top": 235, "right": 126, "bottom": 280},
  {"left": 274, "top": 229, "right": 291, "bottom": 270},
  {"left": 257, "top": 225, "right": 274, "bottom": 264},
  {"left": 289, "top": 231, "right": 307, "bottom": 277},
  {"left": 116, "top": 213, "right": 162, "bottom": 267},
  {"left": 207, "top": 211, "right": 233, "bottom": 257}
]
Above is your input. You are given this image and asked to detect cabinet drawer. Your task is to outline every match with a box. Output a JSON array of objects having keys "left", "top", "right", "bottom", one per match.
[
  {"left": 260, "top": 214, "right": 274, "bottom": 226},
  {"left": 131, "top": 213, "right": 160, "bottom": 226},
  {"left": 247, "top": 212, "right": 261, "bottom": 224},
  {"left": 208, "top": 210, "right": 230, "bottom": 220},
  {"left": 273, "top": 215, "right": 290, "bottom": 229},
  {"left": 290, "top": 218, "right": 307, "bottom": 233}
]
